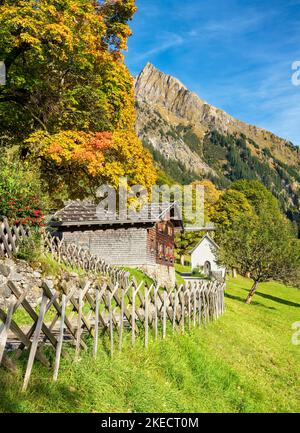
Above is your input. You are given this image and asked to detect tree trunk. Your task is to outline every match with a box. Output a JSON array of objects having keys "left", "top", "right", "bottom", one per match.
[
  {"left": 232, "top": 268, "right": 237, "bottom": 278},
  {"left": 181, "top": 255, "right": 185, "bottom": 266},
  {"left": 245, "top": 281, "right": 259, "bottom": 304}
]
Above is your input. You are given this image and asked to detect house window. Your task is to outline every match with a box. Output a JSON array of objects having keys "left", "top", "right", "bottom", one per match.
[
  {"left": 159, "top": 223, "right": 165, "bottom": 233},
  {"left": 150, "top": 238, "right": 155, "bottom": 253},
  {"left": 168, "top": 226, "right": 173, "bottom": 236},
  {"left": 158, "top": 243, "right": 164, "bottom": 256}
]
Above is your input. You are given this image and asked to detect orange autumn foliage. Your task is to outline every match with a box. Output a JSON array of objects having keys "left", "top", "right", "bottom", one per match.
[
  {"left": 26, "top": 128, "right": 157, "bottom": 201},
  {"left": 43, "top": 131, "right": 113, "bottom": 176}
]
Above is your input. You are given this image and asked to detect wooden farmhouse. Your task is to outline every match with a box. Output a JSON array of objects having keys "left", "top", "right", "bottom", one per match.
[
  {"left": 50, "top": 201, "right": 183, "bottom": 287},
  {"left": 189, "top": 234, "right": 226, "bottom": 280}
]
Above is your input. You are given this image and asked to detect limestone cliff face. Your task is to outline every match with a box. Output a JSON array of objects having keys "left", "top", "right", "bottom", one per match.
[
  {"left": 135, "top": 63, "right": 232, "bottom": 134},
  {"left": 135, "top": 63, "right": 300, "bottom": 179}
]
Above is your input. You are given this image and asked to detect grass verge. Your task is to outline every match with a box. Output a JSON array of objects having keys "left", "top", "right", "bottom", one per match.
[{"left": 0, "top": 276, "right": 300, "bottom": 413}]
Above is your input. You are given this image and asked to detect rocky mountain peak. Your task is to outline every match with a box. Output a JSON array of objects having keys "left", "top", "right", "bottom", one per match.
[
  {"left": 135, "top": 63, "right": 235, "bottom": 134},
  {"left": 135, "top": 64, "right": 300, "bottom": 164},
  {"left": 135, "top": 63, "right": 189, "bottom": 98}
]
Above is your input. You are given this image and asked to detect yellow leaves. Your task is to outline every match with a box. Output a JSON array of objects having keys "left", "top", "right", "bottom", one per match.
[
  {"left": 70, "top": 4, "right": 79, "bottom": 14},
  {"left": 2, "top": 1, "right": 157, "bottom": 200},
  {"left": 110, "top": 130, "right": 157, "bottom": 189},
  {"left": 46, "top": 142, "right": 64, "bottom": 164},
  {"left": 98, "top": 160, "right": 126, "bottom": 187},
  {"left": 100, "top": 0, "right": 137, "bottom": 51},
  {"left": 191, "top": 179, "right": 221, "bottom": 221},
  {"left": 18, "top": 33, "right": 40, "bottom": 47},
  {"left": 45, "top": 24, "right": 74, "bottom": 47}
]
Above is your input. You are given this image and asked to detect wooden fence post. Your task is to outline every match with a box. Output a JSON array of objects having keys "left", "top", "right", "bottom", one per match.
[
  {"left": 180, "top": 290, "right": 185, "bottom": 334},
  {"left": 119, "top": 287, "right": 125, "bottom": 352},
  {"left": 144, "top": 285, "right": 149, "bottom": 348},
  {"left": 198, "top": 286, "right": 203, "bottom": 327},
  {"left": 93, "top": 288, "right": 100, "bottom": 359},
  {"left": 75, "top": 288, "right": 83, "bottom": 361},
  {"left": 193, "top": 285, "right": 197, "bottom": 327},
  {"left": 22, "top": 295, "right": 48, "bottom": 392},
  {"left": 109, "top": 291, "right": 114, "bottom": 359},
  {"left": 131, "top": 284, "right": 136, "bottom": 346},
  {"left": 162, "top": 290, "right": 167, "bottom": 339},
  {"left": 0, "top": 301, "right": 15, "bottom": 365},
  {"left": 187, "top": 290, "right": 191, "bottom": 334},
  {"left": 172, "top": 288, "right": 177, "bottom": 334},
  {"left": 53, "top": 294, "right": 66, "bottom": 381},
  {"left": 154, "top": 287, "right": 159, "bottom": 341},
  {"left": 131, "top": 281, "right": 143, "bottom": 346}
]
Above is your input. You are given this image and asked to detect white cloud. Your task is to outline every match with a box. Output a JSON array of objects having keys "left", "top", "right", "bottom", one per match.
[{"left": 132, "top": 33, "right": 184, "bottom": 61}]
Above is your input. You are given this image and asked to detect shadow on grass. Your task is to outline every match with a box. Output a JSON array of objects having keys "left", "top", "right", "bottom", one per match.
[
  {"left": 0, "top": 370, "right": 81, "bottom": 413},
  {"left": 0, "top": 348, "right": 85, "bottom": 414},
  {"left": 255, "top": 291, "right": 300, "bottom": 308},
  {"left": 236, "top": 287, "right": 300, "bottom": 308},
  {"left": 225, "top": 292, "right": 276, "bottom": 310},
  {"left": 0, "top": 372, "right": 23, "bottom": 413}
]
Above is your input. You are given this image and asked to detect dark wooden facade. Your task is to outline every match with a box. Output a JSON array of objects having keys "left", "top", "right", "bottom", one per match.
[{"left": 147, "top": 221, "right": 175, "bottom": 267}]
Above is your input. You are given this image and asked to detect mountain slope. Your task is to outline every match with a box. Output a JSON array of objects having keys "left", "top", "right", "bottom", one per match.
[{"left": 135, "top": 63, "right": 300, "bottom": 227}]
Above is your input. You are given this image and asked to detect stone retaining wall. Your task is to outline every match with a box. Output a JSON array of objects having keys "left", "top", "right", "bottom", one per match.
[{"left": 0, "top": 259, "right": 64, "bottom": 308}]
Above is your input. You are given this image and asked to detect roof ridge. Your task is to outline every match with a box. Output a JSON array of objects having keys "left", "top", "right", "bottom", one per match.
[
  {"left": 51, "top": 200, "right": 183, "bottom": 227},
  {"left": 189, "top": 233, "right": 220, "bottom": 255}
]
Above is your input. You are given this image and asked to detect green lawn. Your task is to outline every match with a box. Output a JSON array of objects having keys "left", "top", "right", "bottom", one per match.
[
  {"left": 175, "top": 263, "right": 208, "bottom": 283},
  {"left": 1, "top": 276, "right": 300, "bottom": 413},
  {"left": 120, "top": 267, "right": 155, "bottom": 287},
  {"left": 175, "top": 263, "right": 192, "bottom": 274}
]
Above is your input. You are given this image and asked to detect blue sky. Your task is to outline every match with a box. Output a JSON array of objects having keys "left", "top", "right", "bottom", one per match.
[{"left": 125, "top": 0, "right": 300, "bottom": 145}]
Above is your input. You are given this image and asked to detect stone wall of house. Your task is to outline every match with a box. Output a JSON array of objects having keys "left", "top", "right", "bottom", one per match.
[
  {"left": 59, "top": 225, "right": 176, "bottom": 287},
  {"left": 62, "top": 226, "right": 157, "bottom": 267}
]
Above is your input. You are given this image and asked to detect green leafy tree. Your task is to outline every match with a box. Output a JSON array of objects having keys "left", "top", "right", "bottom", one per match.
[
  {"left": 218, "top": 208, "right": 300, "bottom": 304},
  {"left": 231, "top": 179, "right": 281, "bottom": 216},
  {"left": 211, "top": 189, "right": 254, "bottom": 239},
  {"left": 175, "top": 180, "right": 220, "bottom": 260}
]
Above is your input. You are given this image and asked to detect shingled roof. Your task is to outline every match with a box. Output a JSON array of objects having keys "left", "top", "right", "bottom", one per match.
[{"left": 50, "top": 200, "right": 183, "bottom": 228}]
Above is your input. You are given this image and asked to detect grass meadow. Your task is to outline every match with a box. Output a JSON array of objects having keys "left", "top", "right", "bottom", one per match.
[{"left": 1, "top": 276, "right": 300, "bottom": 413}]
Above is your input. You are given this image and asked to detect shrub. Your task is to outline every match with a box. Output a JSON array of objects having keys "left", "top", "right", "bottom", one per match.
[
  {"left": 15, "top": 230, "right": 42, "bottom": 263},
  {"left": 192, "top": 267, "right": 207, "bottom": 279},
  {"left": 0, "top": 157, "right": 46, "bottom": 227}
]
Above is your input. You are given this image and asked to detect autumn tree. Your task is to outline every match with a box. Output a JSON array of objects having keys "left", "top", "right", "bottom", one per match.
[
  {"left": 26, "top": 129, "right": 156, "bottom": 200},
  {"left": 192, "top": 179, "right": 220, "bottom": 221},
  {"left": 0, "top": 0, "right": 156, "bottom": 204}
]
